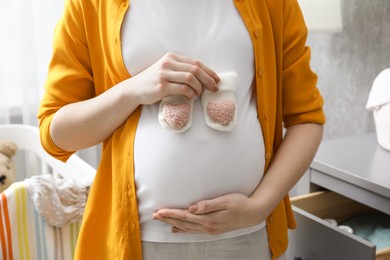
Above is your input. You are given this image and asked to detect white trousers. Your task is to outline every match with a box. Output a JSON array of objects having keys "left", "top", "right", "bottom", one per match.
[{"left": 141, "top": 228, "right": 286, "bottom": 260}]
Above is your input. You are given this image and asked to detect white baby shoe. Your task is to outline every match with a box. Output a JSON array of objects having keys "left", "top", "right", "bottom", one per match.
[
  {"left": 201, "top": 72, "right": 238, "bottom": 131},
  {"left": 158, "top": 94, "right": 196, "bottom": 133}
]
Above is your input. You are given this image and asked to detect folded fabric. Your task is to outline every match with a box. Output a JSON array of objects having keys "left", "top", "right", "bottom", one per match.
[
  {"left": 0, "top": 181, "right": 82, "bottom": 260},
  {"left": 341, "top": 213, "right": 390, "bottom": 250},
  {"left": 25, "top": 174, "right": 91, "bottom": 228}
]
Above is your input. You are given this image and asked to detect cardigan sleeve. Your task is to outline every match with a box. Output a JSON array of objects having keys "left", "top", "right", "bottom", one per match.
[
  {"left": 281, "top": 0, "right": 326, "bottom": 128},
  {"left": 37, "top": 0, "right": 95, "bottom": 162}
]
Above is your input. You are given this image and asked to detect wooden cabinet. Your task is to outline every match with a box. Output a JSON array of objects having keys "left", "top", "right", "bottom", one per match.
[{"left": 287, "top": 133, "right": 390, "bottom": 260}]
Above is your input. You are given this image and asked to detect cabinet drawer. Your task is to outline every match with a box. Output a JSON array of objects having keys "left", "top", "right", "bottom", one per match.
[{"left": 287, "top": 191, "right": 390, "bottom": 260}]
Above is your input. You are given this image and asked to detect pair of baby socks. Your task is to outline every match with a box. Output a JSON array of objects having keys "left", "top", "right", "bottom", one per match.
[{"left": 158, "top": 72, "right": 238, "bottom": 133}]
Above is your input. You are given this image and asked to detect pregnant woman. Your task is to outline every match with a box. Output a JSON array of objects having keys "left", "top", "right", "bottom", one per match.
[{"left": 38, "top": 0, "right": 325, "bottom": 259}]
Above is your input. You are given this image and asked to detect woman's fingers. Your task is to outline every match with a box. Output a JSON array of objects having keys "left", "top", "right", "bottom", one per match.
[
  {"left": 130, "top": 52, "right": 220, "bottom": 105},
  {"left": 162, "top": 53, "right": 220, "bottom": 94},
  {"left": 173, "top": 53, "right": 220, "bottom": 84},
  {"left": 162, "top": 70, "right": 203, "bottom": 96},
  {"left": 152, "top": 209, "right": 221, "bottom": 235},
  {"left": 188, "top": 196, "right": 229, "bottom": 214},
  {"left": 159, "top": 80, "right": 197, "bottom": 99},
  {"left": 152, "top": 194, "right": 265, "bottom": 235}
]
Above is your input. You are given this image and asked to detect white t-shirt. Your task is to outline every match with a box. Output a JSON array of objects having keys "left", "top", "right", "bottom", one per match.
[{"left": 121, "top": 0, "right": 265, "bottom": 242}]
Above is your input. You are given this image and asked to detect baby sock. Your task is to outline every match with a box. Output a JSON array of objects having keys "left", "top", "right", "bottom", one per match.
[
  {"left": 158, "top": 94, "right": 196, "bottom": 133},
  {"left": 201, "top": 72, "right": 238, "bottom": 131}
]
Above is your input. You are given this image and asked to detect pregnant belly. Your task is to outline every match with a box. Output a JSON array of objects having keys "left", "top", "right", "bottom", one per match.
[
  {"left": 135, "top": 155, "right": 263, "bottom": 210},
  {"left": 133, "top": 102, "right": 265, "bottom": 226},
  {"left": 134, "top": 137, "right": 264, "bottom": 224}
]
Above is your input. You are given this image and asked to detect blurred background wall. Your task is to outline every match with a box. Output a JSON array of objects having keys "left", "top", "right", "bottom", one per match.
[{"left": 307, "top": 0, "right": 390, "bottom": 140}]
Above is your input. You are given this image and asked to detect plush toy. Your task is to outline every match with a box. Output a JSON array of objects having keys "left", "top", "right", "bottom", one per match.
[{"left": 0, "top": 140, "right": 17, "bottom": 193}]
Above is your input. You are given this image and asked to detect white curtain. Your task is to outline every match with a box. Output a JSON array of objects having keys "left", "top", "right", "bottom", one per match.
[
  {"left": 0, "top": 1, "right": 100, "bottom": 168},
  {"left": 0, "top": 0, "right": 63, "bottom": 125}
]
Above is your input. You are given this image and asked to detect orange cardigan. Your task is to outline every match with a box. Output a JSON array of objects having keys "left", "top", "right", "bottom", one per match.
[{"left": 38, "top": 0, "right": 325, "bottom": 258}]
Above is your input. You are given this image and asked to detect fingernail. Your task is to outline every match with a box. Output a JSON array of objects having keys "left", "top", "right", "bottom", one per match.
[
  {"left": 172, "top": 227, "right": 180, "bottom": 233},
  {"left": 213, "top": 84, "right": 219, "bottom": 92},
  {"left": 189, "top": 205, "right": 198, "bottom": 213},
  {"left": 214, "top": 74, "right": 221, "bottom": 82}
]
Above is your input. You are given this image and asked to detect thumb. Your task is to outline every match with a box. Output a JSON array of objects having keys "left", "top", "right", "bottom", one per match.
[{"left": 188, "top": 196, "right": 229, "bottom": 214}]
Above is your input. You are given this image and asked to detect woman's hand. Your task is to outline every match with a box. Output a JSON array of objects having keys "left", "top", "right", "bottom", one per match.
[
  {"left": 129, "top": 52, "right": 220, "bottom": 106},
  {"left": 50, "top": 52, "right": 219, "bottom": 151},
  {"left": 152, "top": 193, "right": 265, "bottom": 235}
]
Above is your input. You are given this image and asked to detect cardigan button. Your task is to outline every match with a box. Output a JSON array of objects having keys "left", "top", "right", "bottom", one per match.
[
  {"left": 259, "top": 113, "right": 268, "bottom": 121},
  {"left": 266, "top": 152, "right": 272, "bottom": 159},
  {"left": 258, "top": 69, "right": 264, "bottom": 77},
  {"left": 254, "top": 30, "right": 261, "bottom": 38}
]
